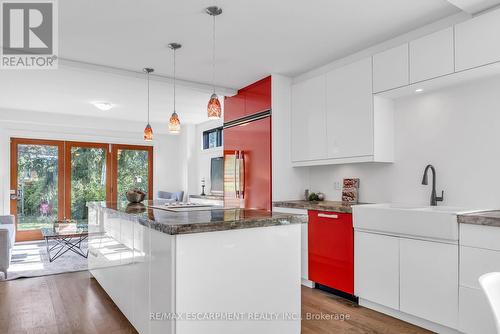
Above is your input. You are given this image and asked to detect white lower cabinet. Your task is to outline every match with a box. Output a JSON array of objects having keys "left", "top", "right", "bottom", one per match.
[
  {"left": 301, "top": 223, "right": 308, "bottom": 280},
  {"left": 355, "top": 230, "right": 460, "bottom": 331},
  {"left": 458, "top": 224, "right": 500, "bottom": 334},
  {"left": 459, "top": 286, "right": 497, "bottom": 334},
  {"left": 272, "top": 207, "right": 310, "bottom": 286},
  {"left": 399, "top": 238, "right": 458, "bottom": 329},
  {"left": 354, "top": 232, "right": 399, "bottom": 309}
]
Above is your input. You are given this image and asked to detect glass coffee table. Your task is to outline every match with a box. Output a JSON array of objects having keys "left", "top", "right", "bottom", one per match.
[{"left": 40, "top": 223, "right": 89, "bottom": 262}]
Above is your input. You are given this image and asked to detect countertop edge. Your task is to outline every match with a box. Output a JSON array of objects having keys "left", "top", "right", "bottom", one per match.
[
  {"left": 458, "top": 211, "right": 500, "bottom": 227},
  {"left": 88, "top": 202, "right": 308, "bottom": 235},
  {"left": 273, "top": 200, "right": 354, "bottom": 213}
]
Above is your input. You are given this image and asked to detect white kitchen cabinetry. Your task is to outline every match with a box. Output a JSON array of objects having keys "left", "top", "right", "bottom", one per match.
[
  {"left": 326, "top": 58, "right": 373, "bottom": 159},
  {"left": 409, "top": 28, "right": 454, "bottom": 83},
  {"left": 272, "top": 206, "right": 313, "bottom": 287},
  {"left": 354, "top": 231, "right": 399, "bottom": 309},
  {"left": 291, "top": 59, "right": 394, "bottom": 167},
  {"left": 455, "top": 8, "right": 500, "bottom": 72},
  {"left": 399, "top": 238, "right": 458, "bottom": 329},
  {"left": 373, "top": 44, "right": 409, "bottom": 93},
  {"left": 458, "top": 224, "right": 500, "bottom": 334},
  {"left": 291, "top": 74, "right": 327, "bottom": 162}
]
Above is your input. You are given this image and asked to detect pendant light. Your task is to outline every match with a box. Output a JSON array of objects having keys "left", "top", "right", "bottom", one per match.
[
  {"left": 143, "top": 67, "right": 154, "bottom": 141},
  {"left": 168, "top": 43, "right": 182, "bottom": 134},
  {"left": 206, "top": 6, "right": 222, "bottom": 119}
]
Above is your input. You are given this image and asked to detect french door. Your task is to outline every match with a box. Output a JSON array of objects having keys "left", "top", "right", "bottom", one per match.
[{"left": 10, "top": 138, "right": 153, "bottom": 241}]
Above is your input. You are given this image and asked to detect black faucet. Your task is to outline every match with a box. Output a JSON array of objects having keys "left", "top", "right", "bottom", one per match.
[{"left": 421, "top": 164, "right": 444, "bottom": 206}]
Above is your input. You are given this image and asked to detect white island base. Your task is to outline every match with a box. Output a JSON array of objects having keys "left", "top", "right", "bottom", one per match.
[{"left": 88, "top": 208, "right": 302, "bottom": 334}]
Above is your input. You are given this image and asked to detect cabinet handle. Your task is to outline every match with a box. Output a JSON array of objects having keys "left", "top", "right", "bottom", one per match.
[{"left": 317, "top": 213, "right": 339, "bottom": 219}]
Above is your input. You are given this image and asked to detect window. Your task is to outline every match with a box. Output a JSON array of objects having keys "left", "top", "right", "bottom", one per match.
[{"left": 202, "top": 127, "right": 223, "bottom": 150}]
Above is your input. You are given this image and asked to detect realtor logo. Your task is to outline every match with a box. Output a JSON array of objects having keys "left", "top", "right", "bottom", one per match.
[{"left": 1, "top": 0, "right": 58, "bottom": 69}]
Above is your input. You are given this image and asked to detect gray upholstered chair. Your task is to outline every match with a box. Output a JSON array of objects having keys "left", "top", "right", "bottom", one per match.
[
  {"left": 157, "top": 191, "right": 184, "bottom": 202},
  {"left": 0, "top": 215, "right": 16, "bottom": 279}
]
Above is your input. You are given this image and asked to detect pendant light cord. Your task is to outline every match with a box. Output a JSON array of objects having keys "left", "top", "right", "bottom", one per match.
[
  {"left": 212, "top": 14, "right": 216, "bottom": 94},
  {"left": 174, "top": 48, "right": 176, "bottom": 112},
  {"left": 147, "top": 70, "right": 150, "bottom": 124}
]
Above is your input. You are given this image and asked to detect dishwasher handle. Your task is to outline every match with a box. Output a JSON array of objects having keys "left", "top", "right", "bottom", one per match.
[{"left": 317, "top": 213, "right": 339, "bottom": 219}]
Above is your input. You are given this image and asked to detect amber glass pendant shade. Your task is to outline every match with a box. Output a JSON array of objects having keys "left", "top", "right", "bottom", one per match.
[
  {"left": 144, "top": 123, "right": 153, "bottom": 141},
  {"left": 207, "top": 93, "right": 222, "bottom": 119},
  {"left": 169, "top": 112, "right": 181, "bottom": 134}
]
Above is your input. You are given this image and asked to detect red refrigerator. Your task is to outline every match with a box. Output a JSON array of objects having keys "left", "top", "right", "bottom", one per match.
[{"left": 223, "top": 77, "right": 272, "bottom": 211}]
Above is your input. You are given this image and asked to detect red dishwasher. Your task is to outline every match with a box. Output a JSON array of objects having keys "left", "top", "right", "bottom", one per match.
[{"left": 308, "top": 210, "right": 354, "bottom": 296}]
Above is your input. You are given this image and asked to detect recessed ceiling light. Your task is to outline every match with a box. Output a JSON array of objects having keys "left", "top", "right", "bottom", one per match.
[
  {"left": 415, "top": 88, "right": 424, "bottom": 93},
  {"left": 92, "top": 101, "right": 114, "bottom": 111}
]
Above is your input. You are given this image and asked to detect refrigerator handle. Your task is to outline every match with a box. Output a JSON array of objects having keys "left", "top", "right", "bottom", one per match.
[
  {"left": 234, "top": 151, "right": 239, "bottom": 198},
  {"left": 239, "top": 151, "right": 245, "bottom": 199}
]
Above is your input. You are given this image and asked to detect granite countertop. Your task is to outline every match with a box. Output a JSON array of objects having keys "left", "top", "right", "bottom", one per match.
[
  {"left": 88, "top": 201, "right": 307, "bottom": 235},
  {"left": 273, "top": 200, "right": 355, "bottom": 213},
  {"left": 458, "top": 210, "right": 500, "bottom": 227}
]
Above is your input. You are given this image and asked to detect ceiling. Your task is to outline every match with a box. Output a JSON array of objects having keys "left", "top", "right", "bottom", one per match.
[
  {"left": 1, "top": 0, "right": 463, "bottom": 125},
  {"left": 0, "top": 67, "right": 214, "bottom": 125},
  {"left": 59, "top": 0, "right": 460, "bottom": 88}
]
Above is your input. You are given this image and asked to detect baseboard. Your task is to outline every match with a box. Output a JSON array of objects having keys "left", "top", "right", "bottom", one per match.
[
  {"left": 301, "top": 278, "right": 315, "bottom": 288},
  {"left": 359, "top": 298, "right": 462, "bottom": 334}
]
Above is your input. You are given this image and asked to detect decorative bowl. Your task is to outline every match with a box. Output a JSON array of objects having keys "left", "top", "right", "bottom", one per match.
[{"left": 126, "top": 188, "right": 146, "bottom": 203}]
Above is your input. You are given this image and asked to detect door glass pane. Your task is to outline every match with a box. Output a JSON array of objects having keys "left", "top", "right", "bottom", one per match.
[
  {"left": 116, "top": 149, "right": 149, "bottom": 202},
  {"left": 71, "top": 146, "right": 107, "bottom": 222},
  {"left": 16, "top": 144, "right": 59, "bottom": 231}
]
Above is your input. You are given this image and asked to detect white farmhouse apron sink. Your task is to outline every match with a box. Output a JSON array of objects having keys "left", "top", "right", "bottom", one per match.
[{"left": 353, "top": 203, "right": 478, "bottom": 241}]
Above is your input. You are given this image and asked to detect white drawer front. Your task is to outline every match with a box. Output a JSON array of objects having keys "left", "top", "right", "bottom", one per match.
[
  {"left": 460, "top": 246, "right": 500, "bottom": 289},
  {"left": 459, "top": 286, "right": 497, "bottom": 334},
  {"left": 460, "top": 223, "right": 500, "bottom": 251}
]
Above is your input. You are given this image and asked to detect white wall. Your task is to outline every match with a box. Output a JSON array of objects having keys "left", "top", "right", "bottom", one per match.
[
  {"left": 0, "top": 109, "right": 184, "bottom": 214},
  {"left": 191, "top": 120, "right": 223, "bottom": 196},
  {"left": 308, "top": 75, "right": 500, "bottom": 209},
  {"left": 271, "top": 75, "right": 310, "bottom": 201}
]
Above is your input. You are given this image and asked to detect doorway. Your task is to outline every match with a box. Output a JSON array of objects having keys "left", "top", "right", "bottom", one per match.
[{"left": 10, "top": 138, "right": 153, "bottom": 241}]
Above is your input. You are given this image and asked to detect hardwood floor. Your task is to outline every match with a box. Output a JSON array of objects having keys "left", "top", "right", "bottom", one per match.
[{"left": 0, "top": 271, "right": 432, "bottom": 334}]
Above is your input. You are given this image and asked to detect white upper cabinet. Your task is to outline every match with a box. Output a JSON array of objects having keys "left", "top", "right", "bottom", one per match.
[
  {"left": 373, "top": 44, "right": 409, "bottom": 93},
  {"left": 455, "top": 8, "right": 500, "bottom": 71},
  {"left": 410, "top": 28, "right": 454, "bottom": 83},
  {"left": 326, "top": 58, "right": 373, "bottom": 159},
  {"left": 291, "top": 74, "right": 327, "bottom": 162},
  {"left": 291, "top": 57, "right": 394, "bottom": 167}
]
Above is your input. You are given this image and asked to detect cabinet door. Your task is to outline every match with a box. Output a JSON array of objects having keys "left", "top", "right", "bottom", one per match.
[
  {"left": 326, "top": 58, "right": 373, "bottom": 159},
  {"left": 131, "top": 223, "right": 151, "bottom": 333},
  {"left": 410, "top": 28, "right": 454, "bottom": 83},
  {"left": 354, "top": 232, "right": 399, "bottom": 309},
  {"left": 400, "top": 238, "right": 458, "bottom": 328},
  {"left": 455, "top": 8, "right": 500, "bottom": 72},
  {"left": 291, "top": 75, "right": 327, "bottom": 162},
  {"left": 245, "top": 76, "right": 271, "bottom": 116},
  {"left": 301, "top": 223, "right": 308, "bottom": 280},
  {"left": 224, "top": 92, "right": 246, "bottom": 123},
  {"left": 460, "top": 246, "right": 500, "bottom": 289},
  {"left": 459, "top": 286, "right": 497, "bottom": 334},
  {"left": 373, "top": 44, "right": 409, "bottom": 93}
]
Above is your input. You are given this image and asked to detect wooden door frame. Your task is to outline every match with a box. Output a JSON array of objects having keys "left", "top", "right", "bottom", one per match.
[
  {"left": 111, "top": 144, "right": 154, "bottom": 202},
  {"left": 11, "top": 139, "right": 154, "bottom": 241},
  {"left": 64, "top": 141, "right": 112, "bottom": 220},
  {"left": 10, "top": 138, "right": 65, "bottom": 242}
]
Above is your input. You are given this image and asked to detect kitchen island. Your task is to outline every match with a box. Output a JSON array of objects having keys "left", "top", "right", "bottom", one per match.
[{"left": 87, "top": 201, "right": 306, "bottom": 334}]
